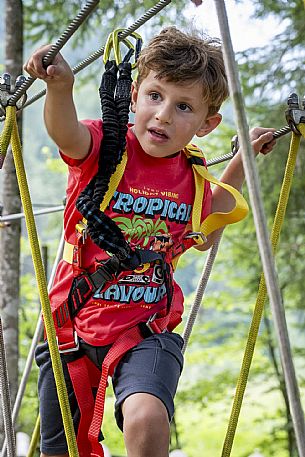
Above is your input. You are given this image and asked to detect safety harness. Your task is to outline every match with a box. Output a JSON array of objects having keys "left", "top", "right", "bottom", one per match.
[{"left": 51, "top": 32, "right": 249, "bottom": 457}]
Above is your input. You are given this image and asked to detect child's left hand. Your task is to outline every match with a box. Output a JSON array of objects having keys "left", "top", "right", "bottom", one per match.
[{"left": 249, "top": 127, "right": 276, "bottom": 156}]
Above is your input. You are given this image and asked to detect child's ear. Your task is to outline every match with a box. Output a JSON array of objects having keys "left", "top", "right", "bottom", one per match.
[
  {"left": 130, "top": 81, "right": 138, "bottom": 113},
  {"left": 196, "top": 113, "right": 222, "bottom": 137}
]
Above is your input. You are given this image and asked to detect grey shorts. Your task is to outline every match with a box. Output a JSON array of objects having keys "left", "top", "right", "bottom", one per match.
[{"left": 35, "top": 332, "right": 184, "bottom": 455}]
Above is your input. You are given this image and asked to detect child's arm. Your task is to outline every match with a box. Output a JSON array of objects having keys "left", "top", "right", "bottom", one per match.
[
  {"left": 24, "top": 45, "right": 91, "bottom": 160},
  {"left": 196, "top": 127, "right": 276, "bottom": 251}
]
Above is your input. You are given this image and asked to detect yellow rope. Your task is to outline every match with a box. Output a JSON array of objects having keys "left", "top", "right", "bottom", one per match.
[
  {"left": 221, "top": 130, "right": 302, "bottom": 457},
  {"left": 26, "top": 415, "right": 40, "bottom": 457},
  {"left": 298, "top": 123, "right": 305, "bottom": 137},
  {"left": 3, "top": 106, "right": 79, "bottom": 457},
  {"left": 0, "top": 107, "right": 14, "bottom": 165}
]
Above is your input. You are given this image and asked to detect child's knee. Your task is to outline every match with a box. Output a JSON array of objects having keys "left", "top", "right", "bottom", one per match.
[{"left": 122, "top": 392, "right": 170, "bottom": 435}]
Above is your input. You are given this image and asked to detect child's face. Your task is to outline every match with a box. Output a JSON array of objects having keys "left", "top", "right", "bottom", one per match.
[{"left": 131, "top": 71, "right": 221, "bottom": 158}]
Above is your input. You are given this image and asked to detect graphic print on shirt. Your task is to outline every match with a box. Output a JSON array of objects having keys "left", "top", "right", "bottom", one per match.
[
  {"left": 111, "top": 189, "right": 192, "bottom": 224},
  {"left": 113, "top": 215, "right": 168, "bottom": 246},
  {"left": 93, "top": 260, "right": 168, "bottom": 307},
  {"left": 93, "top": 186, "right": 192, "bottom": 307}
]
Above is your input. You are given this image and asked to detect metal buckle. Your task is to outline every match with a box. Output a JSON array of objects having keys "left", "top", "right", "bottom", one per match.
[
  {"left": 146, "top": 313, "right": 158, "bottom": 334},
  {"left": 57, "top": 331, "right": 79, "bottom": 354},
  {"left": 76, "top": 220, "right": 88, "bottom": 243},
  {"left": 184, "top": 231, "right": 207, "bottom": 243}
]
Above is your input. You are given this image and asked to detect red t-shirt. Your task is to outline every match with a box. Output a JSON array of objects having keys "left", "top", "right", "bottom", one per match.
[{"left": 49, "top": 119, "right": 212, "bottom": 345}]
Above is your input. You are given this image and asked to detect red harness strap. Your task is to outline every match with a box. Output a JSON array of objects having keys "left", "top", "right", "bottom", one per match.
[
  {"left": 88, "top": 325, "right": 144, "bottom": 457},
  {"left": 64, "top": 314, "right": 171, "bottom": 457},
  {"left": 67, "top": 355, "right": 101, "bottom": 457}
]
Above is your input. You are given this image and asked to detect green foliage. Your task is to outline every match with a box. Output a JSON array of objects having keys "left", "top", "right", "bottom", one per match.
[
  {"left": 238, "top": 0, "right": 305, "bottom": 103},
  {"left": 23, "top": 0, "right": 187, "bottom": 47}
]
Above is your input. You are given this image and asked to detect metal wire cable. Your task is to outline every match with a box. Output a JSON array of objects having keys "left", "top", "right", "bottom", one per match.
[
  {"left": 8, "top": 0, "right": 100, "bottom": 106},
  {"left": 0, "top": 205, "right": 64, "bottom": 223},
  {"left": 21, "top": 0, "right": 172, "bottom": 111},
  {"left": 182, "top": 235, "right": 222, "bottom": 354},
  {"left": 206, "top": 125, "right": 292, "bottom": 167},
  {"left": 0, "top": 230, "right": 65, "bottom": 457},
  {"left": 273, "top": 125, "right": 291, "bottom": 138},
  {"left": 0, "top": 317, "right": 16, "bottom": 457}
]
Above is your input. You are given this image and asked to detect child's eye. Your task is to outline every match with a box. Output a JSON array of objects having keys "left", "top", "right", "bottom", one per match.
[
  {"left": 178, "top": 103, "right": 192, "bottom": 112},
  {"left": 149, "top": 92, "right": 161, "bottom": 101}
]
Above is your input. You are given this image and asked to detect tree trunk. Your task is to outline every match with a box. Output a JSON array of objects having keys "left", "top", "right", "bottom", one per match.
[{"left": 0, "top": 0, "right": 23, "bottom": 447}]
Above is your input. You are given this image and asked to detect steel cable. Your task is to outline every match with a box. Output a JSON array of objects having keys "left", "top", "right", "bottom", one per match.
[
  {"left": 8, "top": 0, "right": 100, "bottom": 106},
  {"left": 21, "top": 0, "right": 172, "bottom": 111}
]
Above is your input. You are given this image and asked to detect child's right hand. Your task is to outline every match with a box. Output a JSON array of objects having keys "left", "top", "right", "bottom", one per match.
[{"left": 23, "top": 45, "right": 74, "bottom": 88}]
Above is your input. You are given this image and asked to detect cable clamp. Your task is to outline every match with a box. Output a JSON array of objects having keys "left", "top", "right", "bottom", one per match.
[
  {"left": 285, "top": 93, "right": 305, "bottom": 136},
  {"left": 0, "top": 73, "right": 27, "bottom": 114}
]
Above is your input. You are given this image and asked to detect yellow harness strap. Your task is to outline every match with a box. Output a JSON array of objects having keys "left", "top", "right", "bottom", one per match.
[
  {"left": 184, "top": 144, "right": 249, "bottom": 245},
  {"left": 63, "top": 145, "right": 248, "bottom": 264}
]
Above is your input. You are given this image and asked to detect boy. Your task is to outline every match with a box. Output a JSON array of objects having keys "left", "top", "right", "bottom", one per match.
[{"left": 24, "top": 27, "right": 275, "bottom": 457}]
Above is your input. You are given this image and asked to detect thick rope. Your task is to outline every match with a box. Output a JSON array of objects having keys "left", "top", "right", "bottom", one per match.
[
  {"left": 221, "top": 130, "right": 301, "bottom": 456},
  {"left": 1, "top": 230, "right": 65, "bottom": 457},
  {"left": 0, "top": 112, "right": 14, "bottom": 167},
  {"left": 0, "top": 317, "right": 16, "bottom": 457},
  {"left": 26, "top": 415, "right": 40, "bottom": 457},
  {"left": 215, "top": 1, "right": 305, "bottom": 455},
  {"left": 5, "top": 106, "right": 79, "bottom": 457}
]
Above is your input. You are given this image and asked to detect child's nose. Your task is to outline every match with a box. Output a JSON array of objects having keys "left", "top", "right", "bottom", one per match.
[{"left": 155, "top": 105, "right": 172, "bottom": 124}]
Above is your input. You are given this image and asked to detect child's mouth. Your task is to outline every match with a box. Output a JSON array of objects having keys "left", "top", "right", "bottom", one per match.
[{"left": 148, "top": 128, "right": 169, "bottom": 141}]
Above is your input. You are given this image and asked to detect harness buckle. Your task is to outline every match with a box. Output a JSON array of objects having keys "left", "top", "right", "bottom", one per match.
[
  {"left": 146, "top": 313, "right": 162, "bottom": 334},
  {"left": 184, "top": 231, "right": 207, "bottom": 244},
  {"left": 57, "top": 330, "right": 79, "bottom": 354},
  {"left": 76, "top": 220, "right": 88, "bottom": 244}
]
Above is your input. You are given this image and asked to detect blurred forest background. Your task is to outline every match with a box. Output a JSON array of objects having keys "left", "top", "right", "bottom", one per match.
[{"left": 0, "top": 1, "right": 304, "bottom": 456}]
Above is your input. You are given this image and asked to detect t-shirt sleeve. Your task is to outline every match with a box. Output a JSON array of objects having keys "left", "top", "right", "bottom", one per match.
[{"left": 59, "top": 119, "right": 103, "bottom": 172}]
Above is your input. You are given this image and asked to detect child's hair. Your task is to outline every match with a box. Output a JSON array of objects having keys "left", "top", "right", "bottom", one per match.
[{"left": 136, "top": 27, "right": 229, "bottom": 116}]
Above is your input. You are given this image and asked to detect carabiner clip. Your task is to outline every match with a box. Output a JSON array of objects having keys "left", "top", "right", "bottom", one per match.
[{"left": 103, "top": 29, "right": 143, "bottom": 69}]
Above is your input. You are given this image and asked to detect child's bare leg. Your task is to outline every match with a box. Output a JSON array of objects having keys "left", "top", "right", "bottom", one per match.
[{"left": 122, "top": 393, "right": 170, "bottom": 457}]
